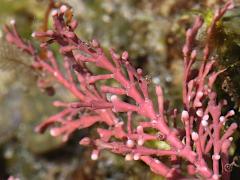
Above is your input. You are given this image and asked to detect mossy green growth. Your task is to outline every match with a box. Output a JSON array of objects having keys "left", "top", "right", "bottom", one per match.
[
  {"left": 145, "top": 140, "right": 171, "bottom": 150},
  {"left": 211, "top": 7, "right": 240, "bottom": 108}
]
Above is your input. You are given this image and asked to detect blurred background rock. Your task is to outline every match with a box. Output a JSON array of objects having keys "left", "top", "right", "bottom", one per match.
[{"left": 0, "top": 0, "right": 239, "bottom": 179}]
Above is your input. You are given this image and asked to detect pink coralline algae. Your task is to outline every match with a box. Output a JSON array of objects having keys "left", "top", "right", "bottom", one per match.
[{"left": 4, "top": 1, "right": 238, "bottom": 179}]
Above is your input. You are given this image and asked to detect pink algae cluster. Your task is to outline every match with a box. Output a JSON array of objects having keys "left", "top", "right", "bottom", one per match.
[{"left": 4, "top": 1, "right": 238, "bottom": 179}]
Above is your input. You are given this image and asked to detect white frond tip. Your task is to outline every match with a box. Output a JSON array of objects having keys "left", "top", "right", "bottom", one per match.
[
  {"left": 31, "top": 32, "right": 36, "bottom": 38},
  {"left": 181, "top": 110, "right": 189, "bottom": 121},
  {"left": 10, "top": 19, "right": 15, "bottom": 25},
  {"left": 152, "top": 77, "right": 160, "bottom": 85},
  {"left": 51, "top": 9, "right": 58, "bottom": 16},
  {"left": 126, "top": 139, "right": 134, "bottom": 148},
  {"left": 52, "top": 101, "right": 65, "bottom": 107},
  {"left": 121, "top": 51, "right": 128, "bottom": 60},
  {"left": 186, "top": 28, "right": 192, "bottom": 37},
  {"left": 133, "top": 153, "right": 140, "bottom": 160},
  {"left": 79, "top": 137, "right": 91, "bottom": 146},
  {"left": 195, "top": 102, "right": 202, "bottom": 107},
  {"left": 202, "top": 114, "right": 209, "bottom": 121},
  {"left": 60, "top": 5, "right": 68, "bottom": 13},
  {"left": 136, "top": 125, "right": 143, "bottom": 133},
  {"left": 182, "top": 45, "right": 188, "bottom": 56},
  {"left": 91, "top": 39, "right": 100, "bottom": 48},
  {"left": 137, "top": 138, "right": 144, "bottom": 146},
  {"left": 227, "top": 1, "right": 235, "bottom": 10},
  {"left": 196, "top": 91, "right": 203, "bottom": 98},
  {"left": 212, "top": 154, "right": 220, "bottom": 160},
  {"left": 137, "top": 68, "right": 143, "bottom": 75},
  {"left": 110, "top": 95, "right": 118, "bottom": 102},
  {"left": 125, "top": 154, "right": 133, "bottom": 161},
  {"left": 196, "top": 109, "right": 203, "bottom": 117},
  {"left": 212, "top": 174, "right": 220, "bottom": 180},
  {"left": 228, "top": 110, "right": 235, "bottom": 116},
  {"left": 219, "top": 116, "right": 225, "bottom": 122},
  {"left": 190, "top": 49, "right": 197, "bottom": 59},
  {"left": 50, "top": 128, "right": 59, "bottom": 137},
  {"left": 154, "top": 158, "right": 161, "bottom": 164},
  {"left": 91, "top": 150, "right": 99, "bottom": 160},
  {"left": 201, "top": 120, "right": 208, "bottom": 127},
  {"left": 191, "top": 132, "right": 199, "bottom": 141}
]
